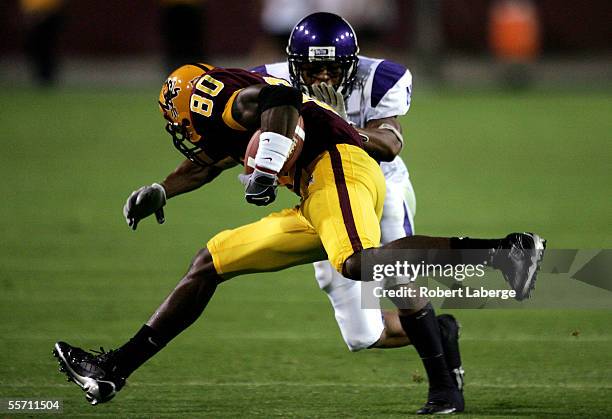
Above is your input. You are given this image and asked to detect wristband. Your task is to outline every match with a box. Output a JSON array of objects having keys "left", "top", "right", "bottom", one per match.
[
  {"left": 378, "top": 123, "right": 404, "bottom": 146},
  {"left": 255, "top": 131, "right": 294, "bottom": 173}
]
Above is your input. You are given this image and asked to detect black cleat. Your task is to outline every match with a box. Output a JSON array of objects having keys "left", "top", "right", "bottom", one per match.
[
  {"left": 417, "top": 388, "right": 464, "bottom": 415},
  {"left": 437, "top": 314, "right": 465, "bottom": 407},
  {"left": 490, "top": 232, "right": 546, "bottom": 301},
  {"left": 416, "top": 400, "right": 457, "bottom": 415},
  {"left": 53, "top": 341, "right": 125, "bottom": 405}
]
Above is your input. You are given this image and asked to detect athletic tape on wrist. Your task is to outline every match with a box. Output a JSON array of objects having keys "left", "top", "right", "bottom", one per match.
[
  {"left": 378, "top": 123, "right": 404, "bottom": 145},
  {"left": 255, "top": 131, "right": 294, "bottom": 173}
]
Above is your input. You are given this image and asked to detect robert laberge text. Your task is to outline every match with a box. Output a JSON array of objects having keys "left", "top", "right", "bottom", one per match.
[{"left": 373, "top": 286, "right": 516, "bottom": 300}]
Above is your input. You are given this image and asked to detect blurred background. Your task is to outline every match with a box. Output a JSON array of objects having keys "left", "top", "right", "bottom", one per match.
[{"left": 1, "top": 0, "right": 611, "bottom": 89}]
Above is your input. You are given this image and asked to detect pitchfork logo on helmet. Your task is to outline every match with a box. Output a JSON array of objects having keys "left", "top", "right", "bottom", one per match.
[
  {"left": 160, "top": 78, "right": 181, "bottom": 119},
  {"left": 287, "top": 12, "right": 359, "bottom": 97}
]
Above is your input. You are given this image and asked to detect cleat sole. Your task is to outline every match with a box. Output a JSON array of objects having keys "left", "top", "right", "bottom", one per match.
[
  {"left": 52, "top": 342, "right": 119, "bottom": 405},
  {"left": 521, "top": 233, "right": 546, "bottom": 299}
]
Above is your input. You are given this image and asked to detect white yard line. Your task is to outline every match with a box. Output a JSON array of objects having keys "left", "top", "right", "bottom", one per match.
[{"left": 5, "top": 381, "right": 611, "bottom": 390}]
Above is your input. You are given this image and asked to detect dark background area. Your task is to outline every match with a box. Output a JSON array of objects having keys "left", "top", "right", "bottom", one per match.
[{"left": 1, "top": 0, "right": 610, "bottom": 58}]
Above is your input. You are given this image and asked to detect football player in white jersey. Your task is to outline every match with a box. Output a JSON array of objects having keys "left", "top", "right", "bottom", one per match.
[{"left": 253, "top": 12, "right": 465, "bottom": 414}]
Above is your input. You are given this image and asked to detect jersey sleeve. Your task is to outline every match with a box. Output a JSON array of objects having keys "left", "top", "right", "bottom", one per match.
[
  {"left": 249, "top": 64, "right": 269, "bottom": 75},
  {"left": 250, "top": 62, "right": 292, "bottom": 83},
  {"left": 364, "top": 60, "right": 412, "bottom": 123}
]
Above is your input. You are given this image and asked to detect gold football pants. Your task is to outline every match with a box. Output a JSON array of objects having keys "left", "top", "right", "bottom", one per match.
[{"left": 207, "top": 144, "right": 386, "bottom": 279}]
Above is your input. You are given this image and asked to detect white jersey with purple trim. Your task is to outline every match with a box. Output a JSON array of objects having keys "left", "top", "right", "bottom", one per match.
[
  {"left": 252, "top": 56, "right": 413, "bottom": 177},
  {"left": 252, "top": 56, "right": 411, "bottom": 127},
  {"left": 252, "top": 57, "right": 416, "bottom": 351}
]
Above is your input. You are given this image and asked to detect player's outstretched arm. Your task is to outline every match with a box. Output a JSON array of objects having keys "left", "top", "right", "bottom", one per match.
[
  {"left": 357, "top": 116, "right": 403, "bottom": 162},
  {"left": 161, "top": 156, "right": 236, "bottom": 199},
  {"left": 123, "top": 155, "right": 236, "bottom": 230}
]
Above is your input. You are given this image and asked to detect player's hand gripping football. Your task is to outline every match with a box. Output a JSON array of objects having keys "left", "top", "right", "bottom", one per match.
[
  {"left": 123, "top": 183, "right": 166, "bottom": 230},
  {"left": 309, "top": 82, "right": 348, "bottom": 120},
  {"left": 244, "top": 169, "right": 278, "bottom": 206}
]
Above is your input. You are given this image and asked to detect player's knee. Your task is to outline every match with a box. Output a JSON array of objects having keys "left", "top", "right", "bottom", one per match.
[
  {"left": 342, "top": 248, "right": 381, "bottom": 280},
  {"left": 313, "top": 260, "right": 335, "bottom": 291},
  {"left": 185, "top": 248, "right": 223, "bottom": 285},
  {"left": 342, "top": 252, "right": 362, "bottom": 280}
]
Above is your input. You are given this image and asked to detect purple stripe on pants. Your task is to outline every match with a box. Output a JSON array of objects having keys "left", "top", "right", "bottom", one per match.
[{"left": 403, "top": 202, "right": 413, "bottom": 236}]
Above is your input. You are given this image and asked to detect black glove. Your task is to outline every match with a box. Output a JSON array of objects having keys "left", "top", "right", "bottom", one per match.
[
  {"left": 123, "top": 183, "right": 166, "bottom": 230},
  {"left": 245, "top": 169, "right": 278, "bottom": 206}
]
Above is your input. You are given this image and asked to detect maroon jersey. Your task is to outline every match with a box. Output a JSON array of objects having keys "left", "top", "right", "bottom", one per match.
[{"left": 190, "top": 67, "right": 362, "bottom": 170}]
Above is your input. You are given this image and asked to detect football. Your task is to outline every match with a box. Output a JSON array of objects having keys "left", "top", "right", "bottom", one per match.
[{"left": 244, "top": 116, "right": 305, "bottom": 176}]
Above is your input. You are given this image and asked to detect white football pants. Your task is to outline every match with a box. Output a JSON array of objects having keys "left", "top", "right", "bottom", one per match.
[{"left": 313, "top": 157, "right": 416, "bottom": 351}]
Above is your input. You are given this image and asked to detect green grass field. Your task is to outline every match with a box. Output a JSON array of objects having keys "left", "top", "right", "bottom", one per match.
[{"left": 1, "top": 87, "right": 611, "bottom": 418}]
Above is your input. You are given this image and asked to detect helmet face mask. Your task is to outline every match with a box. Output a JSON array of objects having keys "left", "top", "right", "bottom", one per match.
[
  {"left": 301, "top": 62, "right": 343, "bottom": 78},
  {"left": 164, "top": 120, "right": 210, "bottom": 167},
  {"left": 287, "top": 12, "right": 359, "bottom": 97}
]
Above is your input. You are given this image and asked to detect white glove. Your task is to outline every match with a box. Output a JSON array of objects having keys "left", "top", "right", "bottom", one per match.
[
  {"left": 310, "top": 82, "right": 348, "bottom": 120},
  {"left": 123, "top": 183, "right": 166, "bottom": 230}
]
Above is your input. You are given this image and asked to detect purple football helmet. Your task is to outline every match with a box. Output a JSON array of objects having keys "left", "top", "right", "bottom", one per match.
[{"left": 286, "top": 12, "right": 359, "bottom": 97}]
